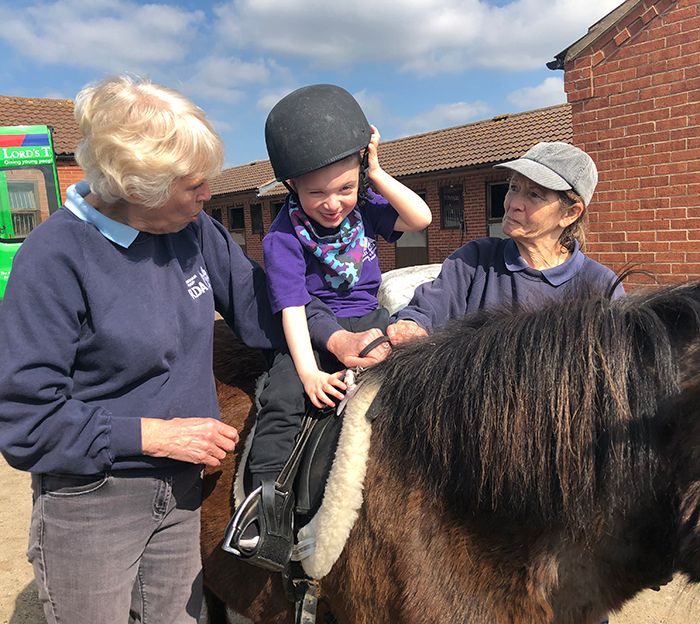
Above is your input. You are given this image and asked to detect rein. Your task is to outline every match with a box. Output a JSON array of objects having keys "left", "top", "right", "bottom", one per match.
[{"left": 358, "top": 334, "right": 391, "bottom": 359}]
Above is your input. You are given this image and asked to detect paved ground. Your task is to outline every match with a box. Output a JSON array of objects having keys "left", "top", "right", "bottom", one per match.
[{"left": 1, "top": 457, "right": 698, "bottom": 623}]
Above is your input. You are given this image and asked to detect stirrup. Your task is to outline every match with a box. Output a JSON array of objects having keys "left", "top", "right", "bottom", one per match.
[
  {"left": 222, "top": 484, "right": 262, "bottom": 557},
  {"left": 222, "top": 480, "right": 295, "bottom": 572}
]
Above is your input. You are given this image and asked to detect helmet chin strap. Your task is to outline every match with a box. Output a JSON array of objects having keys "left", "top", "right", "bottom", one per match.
[{"left": 358, "top": 148, "right": 370, "bottom": 203}]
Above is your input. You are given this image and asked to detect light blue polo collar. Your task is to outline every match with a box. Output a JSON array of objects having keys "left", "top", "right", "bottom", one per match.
[{"left": 64, "top": 181, "right": 139, "bottom": 248}]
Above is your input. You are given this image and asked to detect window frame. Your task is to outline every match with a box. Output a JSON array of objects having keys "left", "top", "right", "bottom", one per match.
[
  {"left": 227, "top": 205, "right": 246, "bottom": 253},
  {"left": 439, "top": 184, "right": 464, "bottom": 230}
]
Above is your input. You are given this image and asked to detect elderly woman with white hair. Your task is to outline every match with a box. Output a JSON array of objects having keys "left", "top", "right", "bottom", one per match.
[{"left": 0, "top": 75, "right": 285, "bottom": 623}]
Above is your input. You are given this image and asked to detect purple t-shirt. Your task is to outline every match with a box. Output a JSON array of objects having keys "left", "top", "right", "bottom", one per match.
[{"left": 264, "top": 193, "right": 401, "bottom": 318}]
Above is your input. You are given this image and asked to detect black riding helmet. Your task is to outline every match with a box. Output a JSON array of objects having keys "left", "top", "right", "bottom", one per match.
[{"left": 265, "top": 84, "right": 371, "bottom": 182}]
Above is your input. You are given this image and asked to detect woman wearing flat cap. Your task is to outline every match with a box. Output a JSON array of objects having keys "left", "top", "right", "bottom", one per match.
[{"left": 387, "top": 141, "right": 624, "bottom": 344}]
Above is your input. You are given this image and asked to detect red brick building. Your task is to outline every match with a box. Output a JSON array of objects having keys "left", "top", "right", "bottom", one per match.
[
  {"left": 207, "top": 0, "right": 698, "bottom": 284},
  {"left": 549, "top": 0, "right": 700, "bottom": 285},
  {"left": 3, "top": 0, "right": 696, "bottom": 285},
  {"left": 206, "top": 104, "right": 573, "bottom": 270}
]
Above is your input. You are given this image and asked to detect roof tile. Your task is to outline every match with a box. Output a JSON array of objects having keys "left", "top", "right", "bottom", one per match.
[
  {"left": 0, "top": 95, "right": 80, "bottom": 157},
  {"left": 210, "top": 104, "right": 572, "bottom": 197},
  {"left": 0, "top": 96, "right": 572, "bottom": 193}
]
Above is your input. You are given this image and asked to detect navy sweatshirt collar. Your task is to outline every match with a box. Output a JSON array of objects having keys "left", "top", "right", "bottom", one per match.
[{"left": 504, "top": 238, "right": 584, "bottom": 286}]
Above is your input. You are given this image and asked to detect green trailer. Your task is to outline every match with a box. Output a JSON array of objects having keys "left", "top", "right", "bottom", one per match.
[{"left": 0, "top": 124, "right": 62, "bottom": 299}]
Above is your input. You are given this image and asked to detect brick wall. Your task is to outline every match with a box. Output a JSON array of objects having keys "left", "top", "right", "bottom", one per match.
[
  {"left": 564, "top": 0, "right": 699, "bottom": 286},
  {"left": 56, "top": 161, "right": 83, "bottom": 201},
  {"left": 205, "top": 167, "right": 509, "bottom": 271}
]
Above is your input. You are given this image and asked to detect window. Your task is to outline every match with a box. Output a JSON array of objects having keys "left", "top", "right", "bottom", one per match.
[
  {"left": 487, "top": 182, "right": 508, "bottom": 238},
  {"left": 210, "top": 208, "right": 223, "bottom": 224},
  {"left": 8, "top": 181, "right": 39, "bottom": 238},
  {"left": 229, "top": 206, "right": 245, "bottom": 230},
  {"left": 228, "top": 206, "right": 246, "bottom": 253},
  {"left": 270, "top": 202, "right": 285, "bottom": 221},
  {"left": 440, "top": 184, "right": 463, "bottom": 230},
  {"left": 250, "top": 203, "right": 263, "bottom": 234},
  {"left": 396, "top": 190, "right": 429, "bottom": 267},
  {"left": 1, "top": 166, "right": 59, "bottom": 241}
]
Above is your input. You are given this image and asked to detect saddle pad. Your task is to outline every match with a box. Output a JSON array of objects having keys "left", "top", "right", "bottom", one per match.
[{"left": 233, "top": 379, "right": 379, "bottom": 579}]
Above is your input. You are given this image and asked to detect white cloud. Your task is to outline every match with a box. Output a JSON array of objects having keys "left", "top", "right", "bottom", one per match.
[
  {"left": 41, "top": 90, "right": 70, "bottom": 100},
  {"left": 507, "top": 76, "right": 566, "bottom": 110},
  {"left": 213, "top": 0, "right": 622, "bottom": 75},
  {"left": 352, "top": 89, "right": 385, "bottom": 127},
  {"left": 182, "top": 56, "right": 270, "bottom": 103},
  {"left": 0, "top": 1, "right": 203, "bottom": 71},
  {"left": 402, "top": 100, "right": 492, "bottom": 134},
  {"left": 209, "top": 117, "right": 236, "bottom": 133},
  {"left": 257, "top": 87, "right": 297, "bottom": 114}
]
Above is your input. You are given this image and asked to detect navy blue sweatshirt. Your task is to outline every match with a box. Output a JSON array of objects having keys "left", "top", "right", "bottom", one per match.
[
  {"left": 0, "top": 185, "right": 286, "bottom": 474},
  {"left": 395, "top": 237, "right": 624, "bottom": 333}
]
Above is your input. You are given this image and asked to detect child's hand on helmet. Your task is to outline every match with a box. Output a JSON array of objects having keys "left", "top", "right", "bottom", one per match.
[
  {"left": 366, "top": 125, "right": 383, "bottom": 180},
  {"left": 299, "top": 367, "right": 347, "bottom": 409}
]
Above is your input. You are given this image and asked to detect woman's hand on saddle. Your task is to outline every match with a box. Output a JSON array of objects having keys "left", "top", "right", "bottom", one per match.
[
  {"left": 140, "top": 417, "right": 240, "bottom": 467},
  {"left": 299, "top": 368, "right": 347, "bottom": 409},
  {"left": 327, "top": 327, "right": 392, "bottom": 368},
  {"left": 387, "top": 320, "right": 428, "bottom": 346}
]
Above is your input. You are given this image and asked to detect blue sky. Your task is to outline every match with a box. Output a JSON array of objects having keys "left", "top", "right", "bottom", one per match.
[{"left": 0, "top": 0, "right": 623, "bottom": 168}]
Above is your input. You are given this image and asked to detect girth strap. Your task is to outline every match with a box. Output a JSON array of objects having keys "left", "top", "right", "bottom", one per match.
[{"left": 294, "top": 578, "right": 319, "bottom": 624}]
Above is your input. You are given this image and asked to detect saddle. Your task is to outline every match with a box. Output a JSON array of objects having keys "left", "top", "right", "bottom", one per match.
[
  {"left": 222, "top": 334, "right": 389, "bottom": 573},
  {"left": 222, "top": 403, "right": 344, "bottom": 572}
]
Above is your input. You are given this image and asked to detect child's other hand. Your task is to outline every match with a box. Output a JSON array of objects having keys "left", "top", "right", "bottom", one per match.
[
  {"left": 300, "top": 369, "right": 347, "bottom": 409},
  {"left": 366, "top": 124, "right": 382, "bottom": 179}
]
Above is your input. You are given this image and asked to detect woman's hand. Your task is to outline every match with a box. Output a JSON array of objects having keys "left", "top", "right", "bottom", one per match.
[
  {"left": 326, "top": 327, "right": 392, "bottom": 368},
  {"left": 387, "top": 320, "right": 428, "bottom": 346},
  {"left": 141, "top": 417, "right": 239, "bottom": 467},
  {"left": 299, "top": 368, "right": 347, "bottom": 409}
]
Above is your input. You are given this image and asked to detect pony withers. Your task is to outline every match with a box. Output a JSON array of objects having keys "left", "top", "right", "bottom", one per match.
[{"left": 201, "top": 281, "right": 700, "bottom": 624}]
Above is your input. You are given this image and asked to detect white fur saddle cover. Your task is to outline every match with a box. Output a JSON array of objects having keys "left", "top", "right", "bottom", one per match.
[{"left": 234, "top": 378, "right": 379, "bottom": 579}]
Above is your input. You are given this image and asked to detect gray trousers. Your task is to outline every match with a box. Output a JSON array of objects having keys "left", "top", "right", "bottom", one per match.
[{"left": 29, "top": 464, "right": 203, "bottom": 624}]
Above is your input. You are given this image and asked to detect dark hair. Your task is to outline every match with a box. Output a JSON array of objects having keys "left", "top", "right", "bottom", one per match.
[
  {"left": 367, "top": 281, "right": 700, "bottom": 530},
  {"left": 558, "top": 189, "right": 587, "bottom": 252}
]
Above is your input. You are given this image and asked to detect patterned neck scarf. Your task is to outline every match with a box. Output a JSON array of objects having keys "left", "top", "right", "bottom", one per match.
[{"left": 287, "top": 195, "right": 365, "bottom": 291}]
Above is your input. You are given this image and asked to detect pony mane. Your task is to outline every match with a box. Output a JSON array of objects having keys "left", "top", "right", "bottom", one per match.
[{"left": 368, "top": 282, "right": 700, "bottom": 531}]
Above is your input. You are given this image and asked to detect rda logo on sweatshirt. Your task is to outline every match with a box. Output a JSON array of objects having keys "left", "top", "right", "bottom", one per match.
[{"left": 186, "top": 266, "right": 211, "bottom": 300}]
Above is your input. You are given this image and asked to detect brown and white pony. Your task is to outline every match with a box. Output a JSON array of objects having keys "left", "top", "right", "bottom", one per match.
[{"left": 201, "top": 281, "right": 700, "bottom": 623}]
